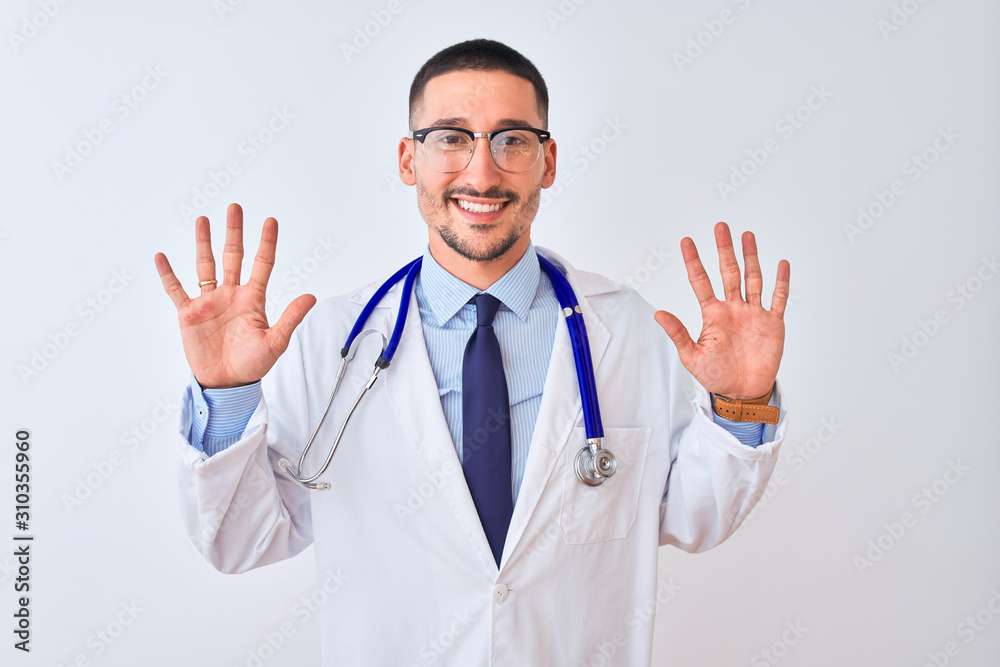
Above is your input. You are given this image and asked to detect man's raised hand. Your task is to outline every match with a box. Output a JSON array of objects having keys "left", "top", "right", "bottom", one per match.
[
  {"left": 653, "top": 222, "right": 789, "bottom": 400},
  {"left": 154, "top": 203, "right": 317, "bottom": 389}
]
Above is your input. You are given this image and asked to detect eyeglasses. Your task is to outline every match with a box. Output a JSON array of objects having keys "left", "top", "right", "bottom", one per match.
[{"left": 410, "top": 126, "right": 552, "bottom": 173}]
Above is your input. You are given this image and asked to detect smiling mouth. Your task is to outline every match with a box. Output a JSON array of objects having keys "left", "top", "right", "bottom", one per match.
[{"left": 453, "top": 198, "right": 509, "bottom": 214}]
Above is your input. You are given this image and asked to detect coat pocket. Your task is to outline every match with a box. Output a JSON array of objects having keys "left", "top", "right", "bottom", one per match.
[{"left": 559, "top": 427, "right": 652, "bottom": 544}]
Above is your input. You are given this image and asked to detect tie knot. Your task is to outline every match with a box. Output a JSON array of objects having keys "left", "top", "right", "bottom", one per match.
[{"left": 473, "top": 293, "right": 501, "bottom": 327}]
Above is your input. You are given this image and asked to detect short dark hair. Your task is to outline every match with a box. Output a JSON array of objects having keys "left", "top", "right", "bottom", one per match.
[{"left": 408, "top": 39, "right": 549, "bottom": 129}]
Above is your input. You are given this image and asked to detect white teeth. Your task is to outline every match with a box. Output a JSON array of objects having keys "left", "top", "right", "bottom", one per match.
[{"left": 456, "top": 199, "right": 504, "bottom": 213}]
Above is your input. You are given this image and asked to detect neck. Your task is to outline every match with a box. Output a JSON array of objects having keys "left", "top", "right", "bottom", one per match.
[{"left": 428, "top": 236, "right": 531, "bottom": 290}]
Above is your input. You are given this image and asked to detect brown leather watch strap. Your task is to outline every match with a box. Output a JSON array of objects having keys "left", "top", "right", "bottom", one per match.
[{"left": 713, "top": 385, "right": 779, "bottom": 425}]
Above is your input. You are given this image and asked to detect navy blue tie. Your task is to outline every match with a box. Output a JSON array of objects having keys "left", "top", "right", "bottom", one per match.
[{"left": 462, "top": 293, "right": 513, "bottom": 566}]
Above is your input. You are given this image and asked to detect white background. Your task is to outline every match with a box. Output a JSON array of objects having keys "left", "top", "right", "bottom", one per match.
[{"left": 2, "top": 0, "right": 999, "bottom": 665}]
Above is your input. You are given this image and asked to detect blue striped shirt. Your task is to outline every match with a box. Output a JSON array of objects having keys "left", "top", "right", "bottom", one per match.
[
  {"left": 415, "top": 243, "right": 557, "bottom": 502},
  {"left": 188, "top": 244, "right": 764, "bottom": 500}
]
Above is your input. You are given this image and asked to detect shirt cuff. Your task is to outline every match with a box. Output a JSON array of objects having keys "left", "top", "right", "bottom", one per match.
[
  {"left": 711, "top": 413, "right": 766, "bottom": 447},
  {"left": 188, "top": 375, "right": 262, "bottom": 457}
]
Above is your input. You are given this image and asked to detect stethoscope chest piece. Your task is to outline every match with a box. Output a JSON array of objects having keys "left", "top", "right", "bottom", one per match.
[{"left": 575, "top": 438, "right": 618, "bottom": 487}]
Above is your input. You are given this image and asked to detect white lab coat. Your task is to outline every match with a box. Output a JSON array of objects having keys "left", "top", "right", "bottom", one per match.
[{"left": 175, "top": 247, "right": 787, "bottom": 666}]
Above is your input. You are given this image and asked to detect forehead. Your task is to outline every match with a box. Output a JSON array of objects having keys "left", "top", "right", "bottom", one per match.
[{"left": 416, "top": 69, "right": 541, "bottom": 128}]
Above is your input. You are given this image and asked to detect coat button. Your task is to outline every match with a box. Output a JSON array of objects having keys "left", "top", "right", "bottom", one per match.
[{"left": 491, "top": 583, "right": 509, "bottom": 604}]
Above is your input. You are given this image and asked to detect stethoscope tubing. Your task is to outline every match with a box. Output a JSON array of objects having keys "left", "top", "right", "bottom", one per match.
[
  {"left": 343, "top": 257, "right": 421, "bottom": 360},
  {"left": 383, "top": 258, "right": 423, "bottom": 364},
  {"left": 281, "top": 253, "right": 612, "bottom": 489},
  {"left": 537, "top": 255, "right": 605, "bottom": 440}
]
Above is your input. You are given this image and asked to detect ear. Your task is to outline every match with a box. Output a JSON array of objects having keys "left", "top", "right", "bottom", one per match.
[
  {"left": 540, "top": 139, "right": 557, "bottom": 189},
  {"left": 398, "top": 137, "right": 416, "bottom": 186}
]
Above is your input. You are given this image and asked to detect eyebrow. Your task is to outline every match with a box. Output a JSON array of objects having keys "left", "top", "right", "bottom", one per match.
[{"left": 428, "top": 116, "right": 537, "bottom": 129}]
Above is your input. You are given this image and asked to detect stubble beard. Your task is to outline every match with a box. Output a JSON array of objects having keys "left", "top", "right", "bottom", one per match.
[{"left": 416, "top": 180, "right": 542, "bottom": 263}]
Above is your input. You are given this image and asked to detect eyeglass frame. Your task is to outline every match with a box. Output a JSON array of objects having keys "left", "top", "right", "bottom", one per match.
[{"left": 408, "top": 126, "right": 553, "bottom": 173}]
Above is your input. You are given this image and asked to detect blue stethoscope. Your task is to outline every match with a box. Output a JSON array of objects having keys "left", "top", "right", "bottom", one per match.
[{"left": 278, "top": 255, "right": 618, "bottom": 490}]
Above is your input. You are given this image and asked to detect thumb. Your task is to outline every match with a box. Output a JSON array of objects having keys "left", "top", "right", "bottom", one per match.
[
  {"left": 267, "top": 294, "right": 318, "bottom": 355},
  {"left": 653, "top": 310, "right": 697, "bottom": 363}
]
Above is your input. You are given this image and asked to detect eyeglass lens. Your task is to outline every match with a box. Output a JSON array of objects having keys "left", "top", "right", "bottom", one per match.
[{"left": 422, "top": 129, "right": 541, "bottom": 173}]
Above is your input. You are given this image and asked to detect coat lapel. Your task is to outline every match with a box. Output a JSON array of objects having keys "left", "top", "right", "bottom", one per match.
[
  {"left": 370, "top": 282, "right": 501, "bottom": 576},
  {"left": 501, "top": 247, "right": 614, "bottom": 564}
]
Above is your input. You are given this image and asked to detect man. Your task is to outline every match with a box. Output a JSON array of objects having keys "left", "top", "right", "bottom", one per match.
[{"left": 155, "top": 39, "right": 789, "bottom": 666}]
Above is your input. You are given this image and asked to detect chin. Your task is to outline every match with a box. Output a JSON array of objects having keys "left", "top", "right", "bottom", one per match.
[{"left": 437, "top": 225, "right": 525, "bottom": 263}]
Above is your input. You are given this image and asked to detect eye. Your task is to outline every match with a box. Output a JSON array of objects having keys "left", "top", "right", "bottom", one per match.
[
  {"left": 500, "top": 135, "right": 527, "bottom": 146},
  {"left": 429, "top": 129, "right": 472, "bottom": 149},
  {"left": 494, "top": 130, "right": 533, "bottom": 149}
]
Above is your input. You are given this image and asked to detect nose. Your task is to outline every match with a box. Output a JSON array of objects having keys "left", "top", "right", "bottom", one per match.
[{"left": 460, "top": 136, "right": 503, "bottom": 193}]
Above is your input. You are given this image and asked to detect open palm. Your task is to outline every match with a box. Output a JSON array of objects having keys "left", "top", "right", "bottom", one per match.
[
  {"left": 154, "top": 203, "right": 316, "bottom": 389},
  {"left": 654, "top": 222, "right": 789, "bottom": 399}
]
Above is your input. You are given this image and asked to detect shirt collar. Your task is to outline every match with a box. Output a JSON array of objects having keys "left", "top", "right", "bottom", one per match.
[{"left": 417, "top": 243, "right": 541, "bottom": 325}]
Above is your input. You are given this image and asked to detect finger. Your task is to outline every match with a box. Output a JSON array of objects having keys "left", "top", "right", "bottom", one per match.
[
  {"left": 769, "top": 260, "right": 791, "bottom": 318},
  {"left": 195, "top": 216, "right": 217, "bottom": 291},
  {"left": 715, "top": 221, "right": 742, "bottom": 301},
  {"left": 742, "top": 231, "right": 763, "bottom": 306},
  {"left": 154, "top": 252, "right": 191, "bottom": 310},
  {"left": 266, "top": 294, "right": 318, "bottom": 356},
  {"left": 679, "top": 237, "right": 716, "bottom": 306},
  {"left": 222, "top": 203, "right": 244, "bottom": 285},
  {"left": 248, "top": 217, "right": 279, "bottom": 290},
  {"left": 653, "top": 310, "right": 697, "bottom": 366}
]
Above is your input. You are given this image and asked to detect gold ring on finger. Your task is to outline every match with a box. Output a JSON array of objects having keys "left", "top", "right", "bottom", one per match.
[{"left": 198, "top": 280, "right": 218, "bottom": 287}]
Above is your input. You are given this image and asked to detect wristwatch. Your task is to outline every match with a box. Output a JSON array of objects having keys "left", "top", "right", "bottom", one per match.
[{"left": 712, "top": 385, "right": 779, "bottom": 425}]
